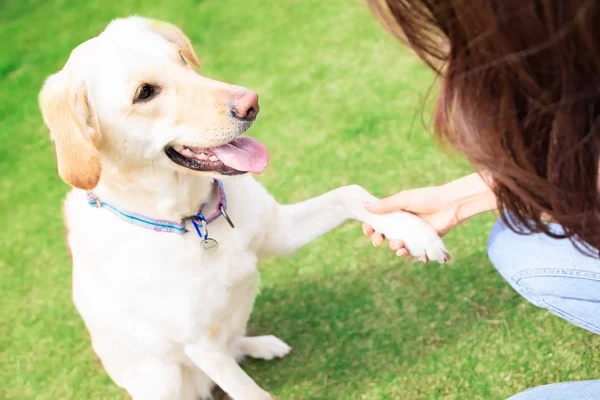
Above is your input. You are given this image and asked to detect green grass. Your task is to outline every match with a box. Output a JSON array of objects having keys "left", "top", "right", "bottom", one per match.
[{"left": 1, "top": 0, "right": 599, "bottom": 399}]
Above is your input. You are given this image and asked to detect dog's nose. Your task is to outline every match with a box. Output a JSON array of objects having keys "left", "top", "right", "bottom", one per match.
[{"left": 231, "top": 91, "right": 259, "bottom": 121}]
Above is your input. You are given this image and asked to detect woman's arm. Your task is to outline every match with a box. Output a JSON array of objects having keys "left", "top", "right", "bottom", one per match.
[{"left": 445, "top": 171, "right": 498, "bottom": 224}]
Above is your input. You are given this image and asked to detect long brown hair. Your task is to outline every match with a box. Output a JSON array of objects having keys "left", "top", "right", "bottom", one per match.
[{"left": 368, "top": 0, "right": 600, "bottom": 255}]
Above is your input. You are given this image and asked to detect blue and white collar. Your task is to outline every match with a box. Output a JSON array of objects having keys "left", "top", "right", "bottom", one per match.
[{"left": 87, "top": 179, "right": 234, "bottom": 237}]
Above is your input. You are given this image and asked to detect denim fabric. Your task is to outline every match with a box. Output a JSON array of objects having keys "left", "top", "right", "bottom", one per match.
[
  {"left": 508, "top": 381, "right": 600, "bottom": 400},
  {"left": 488, "top": 217, "right": 600, "bottom": 399}
]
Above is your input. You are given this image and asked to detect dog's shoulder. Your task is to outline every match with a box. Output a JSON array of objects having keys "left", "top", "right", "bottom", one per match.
[
  {"left": 62, "top": 188, "right": 91, "bottom": 229},
  {"left": 221, "top": 175, "right": 276, "bottom": 219}
]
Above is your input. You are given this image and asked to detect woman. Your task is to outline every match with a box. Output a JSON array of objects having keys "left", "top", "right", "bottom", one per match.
[{"left": 362, "top": 0, "right": 600, "bottom": 398}]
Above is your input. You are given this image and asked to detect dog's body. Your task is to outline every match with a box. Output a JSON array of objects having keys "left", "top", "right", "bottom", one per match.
[
  {"left": 67, "top": 175, "right": 290, "bottom": 399},
  {"left": 41, "top": 17, "right": 448, "bottom": 400}
]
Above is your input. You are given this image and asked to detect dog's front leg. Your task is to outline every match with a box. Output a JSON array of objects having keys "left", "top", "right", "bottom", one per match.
[
  {"left": 186, "top": 342, "right": 271, "bottom": 400},
  {"left": 259, "top": 185, "right": 449, "bottom": 262},
  {"left": 257, "top": 185, "right": 367, "bottom": 257}
]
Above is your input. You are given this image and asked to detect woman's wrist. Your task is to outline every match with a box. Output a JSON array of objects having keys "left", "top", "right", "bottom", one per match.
[{"left": 442, "top": 172, "right": 498, "bottom": 224}]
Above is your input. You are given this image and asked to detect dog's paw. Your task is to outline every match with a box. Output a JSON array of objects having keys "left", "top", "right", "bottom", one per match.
[
  {"left": 367, "top": 210, "right": 449, "bottom": 263},
  {"left": 236, "top": 335, "right": 292, "bottom": 360},
  {"left": 337, "top": 185, "right": 449, "bottom": 262}
]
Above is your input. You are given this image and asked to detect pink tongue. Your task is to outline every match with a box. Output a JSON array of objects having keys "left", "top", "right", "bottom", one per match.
[{"left": 212, "top": 137, "right": 270, "bottom": 174}]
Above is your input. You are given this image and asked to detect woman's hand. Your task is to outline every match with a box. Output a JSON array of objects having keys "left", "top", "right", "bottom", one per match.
[
  {"left": 364, "top": 173, "right": 498, "bottom": 258},
  {"left": 363, "top": 186, "right": 460, "bottom": 256}
]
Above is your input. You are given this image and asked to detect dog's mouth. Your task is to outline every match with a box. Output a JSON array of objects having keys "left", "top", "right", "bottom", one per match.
[{"left": 165, "top": 136, "right": 270, "bottom": 175}]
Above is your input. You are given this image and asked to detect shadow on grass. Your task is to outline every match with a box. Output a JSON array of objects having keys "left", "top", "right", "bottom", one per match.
[{"left": 239, "top": 249, "right": 526, "bottom": 399}]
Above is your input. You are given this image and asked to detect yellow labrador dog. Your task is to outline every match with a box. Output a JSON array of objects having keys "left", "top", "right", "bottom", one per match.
[{"left": 39, "top": 17, "right": 448, "bottom": 400}]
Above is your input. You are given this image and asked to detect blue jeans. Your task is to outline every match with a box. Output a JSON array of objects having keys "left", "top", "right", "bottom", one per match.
[{"left": 488, "top": 218, "right": 600, "bottom": 399}]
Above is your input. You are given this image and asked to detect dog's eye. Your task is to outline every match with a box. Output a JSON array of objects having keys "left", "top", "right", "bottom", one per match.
[
  {"left": 134, "top": 84, "right": 158, "bottom": 103},
  {"left": 180, "top": 53, "right": 188, "bottom": 66}
]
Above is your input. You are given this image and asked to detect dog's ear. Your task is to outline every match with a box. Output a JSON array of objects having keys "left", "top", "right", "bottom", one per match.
[
  {"left": 146, "top": 19, "right": 201, "bottom": 67},
  {"left": 39, "top": 71, "right": 101, "bottom": 190}
]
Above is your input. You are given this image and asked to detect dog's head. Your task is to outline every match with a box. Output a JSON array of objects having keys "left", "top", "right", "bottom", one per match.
[{"left": 39, "top": 17, "right": 269, "bottom": 190}]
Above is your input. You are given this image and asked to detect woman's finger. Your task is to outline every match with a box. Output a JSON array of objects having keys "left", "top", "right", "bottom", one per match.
[
  {"left": 362, "top": 223, "right": 374, "bottom": 236},
  {"left": 388, "top": 240, "right": 405, "bottom": 251},
  {"left": 396, "top": 248, "right": 409, "bottom": 257},
  {"left": 364, "top": 192, "right": 411, "bottom": 214},
  {"left": 371, "top": 232, "right": 385, "bottom": 247}
]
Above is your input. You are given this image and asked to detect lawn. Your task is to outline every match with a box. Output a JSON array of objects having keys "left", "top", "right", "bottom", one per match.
[{"left": 1, "top": 0, "right": 599, "bottom": 399}]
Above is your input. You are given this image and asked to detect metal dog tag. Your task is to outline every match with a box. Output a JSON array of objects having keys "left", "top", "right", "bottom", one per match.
[{"left": 201, "top": 238, "right": 219, "bottom": 252}]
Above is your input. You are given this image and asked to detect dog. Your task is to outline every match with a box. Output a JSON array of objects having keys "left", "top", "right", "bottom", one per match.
[{"left": 39, "top": 17, "right": 449, "bottom": 400}]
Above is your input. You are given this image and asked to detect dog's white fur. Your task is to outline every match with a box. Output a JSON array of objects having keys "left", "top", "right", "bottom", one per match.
[{"left": 39, "top": 17, "right": 448, "bottom": 400}]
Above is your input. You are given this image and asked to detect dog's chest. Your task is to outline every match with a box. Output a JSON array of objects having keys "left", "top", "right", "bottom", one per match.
[{"left": 70, "top": 198, "right": 262, "bottom": 343}]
